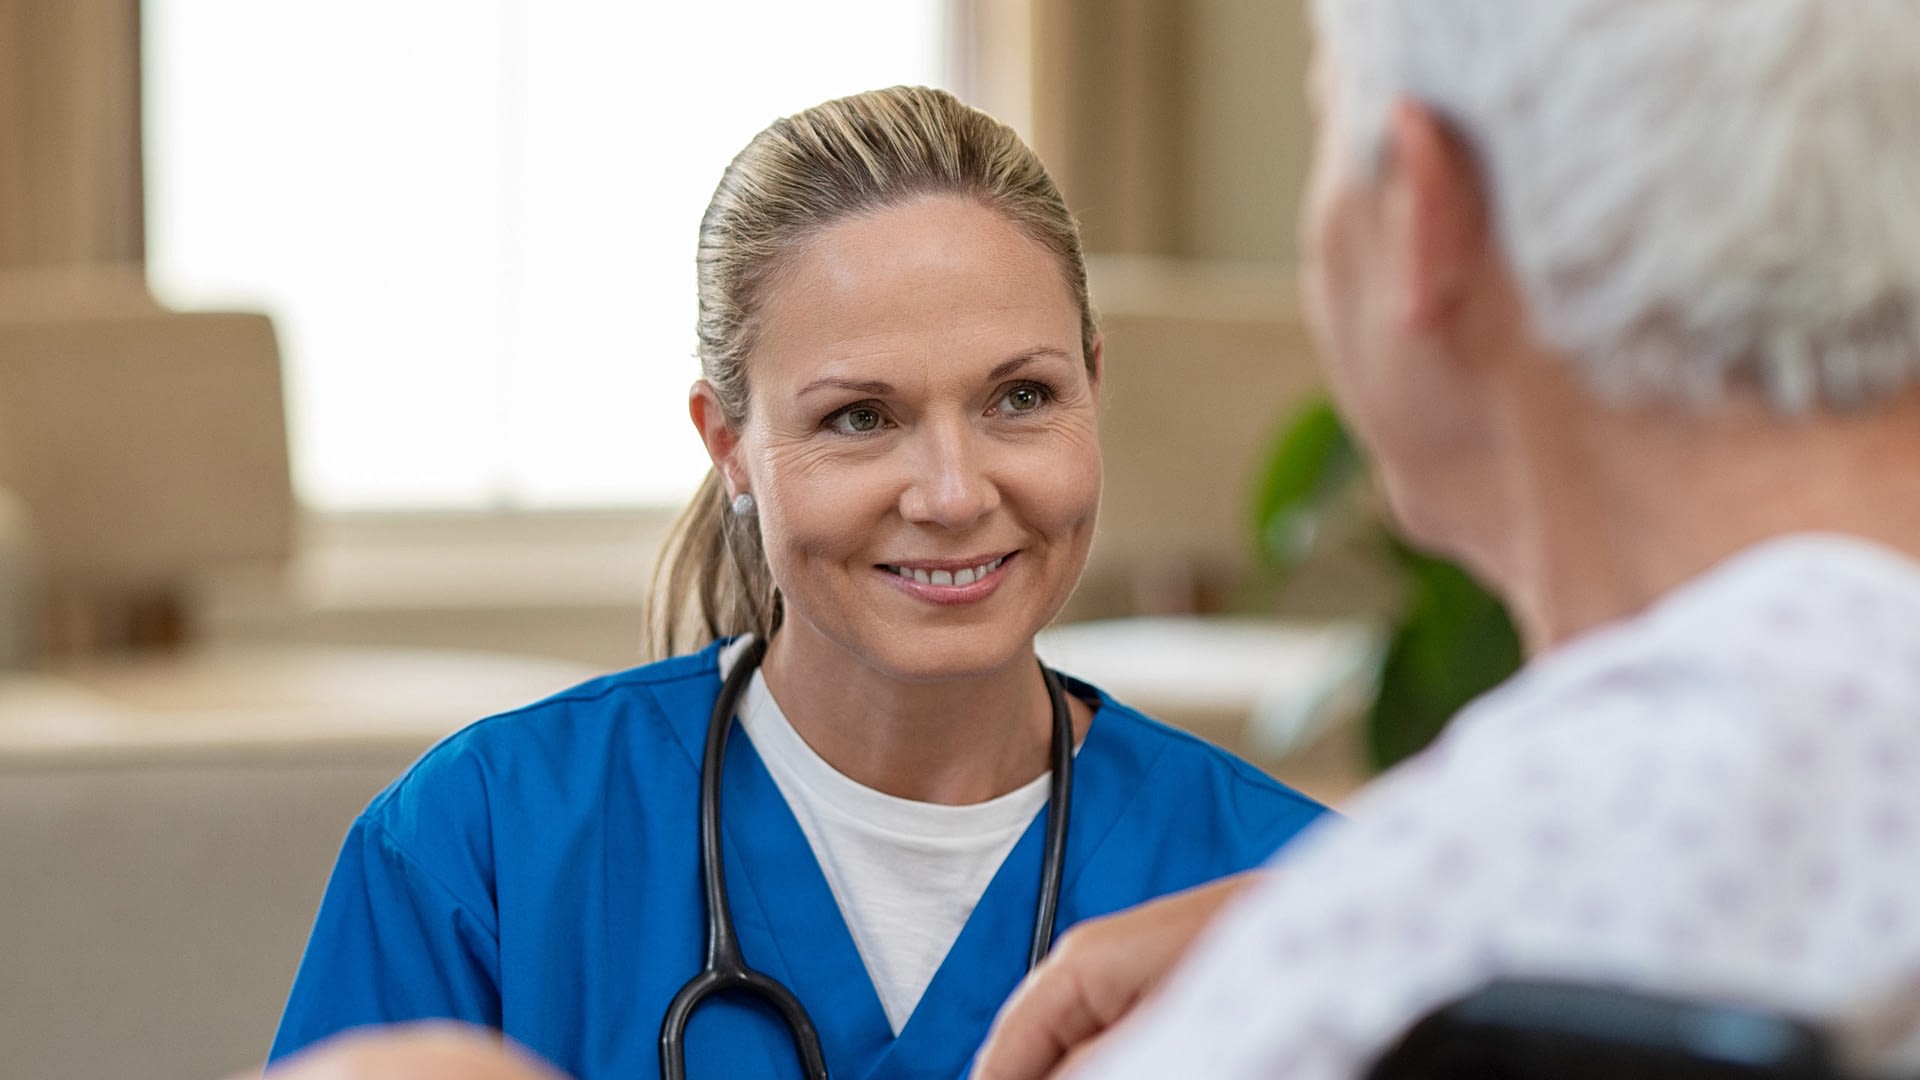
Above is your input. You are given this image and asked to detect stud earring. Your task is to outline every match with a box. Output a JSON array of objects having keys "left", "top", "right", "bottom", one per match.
[{"left": 730, "top": 492, "right": 756, "bottom": 517}]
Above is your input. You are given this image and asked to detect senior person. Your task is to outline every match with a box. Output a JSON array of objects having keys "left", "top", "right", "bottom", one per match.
[
  {"left": 267, "top": 86, "right": 1328, "bottom": 1080},
  {"left": 970, "top": 0, "right": 1920, "bottom": 1077}
]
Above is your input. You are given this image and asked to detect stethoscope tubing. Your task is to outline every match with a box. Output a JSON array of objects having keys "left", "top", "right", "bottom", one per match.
[
  {"left": 660, "top": 636, "right": 1074, "bottom": 1080},
  {"left": 1028, "top": 663, "right": 1073, "bottom": 971},
  {"left": 660, "top": 636, "right": 830, "bottom": 1078}
]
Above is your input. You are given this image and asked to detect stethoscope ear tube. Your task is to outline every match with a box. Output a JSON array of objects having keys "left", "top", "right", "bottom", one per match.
[{"left": 1028, "top": 663, "right": 1073, "bottom": 970}]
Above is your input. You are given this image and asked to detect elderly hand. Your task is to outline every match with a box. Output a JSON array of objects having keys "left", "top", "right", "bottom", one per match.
[
  {"left": 970, "top": 872, "right": 1262, "bottom": 1080},
  {"left": 234, "top": 1024, "right": 569, "bottom": 1080}
]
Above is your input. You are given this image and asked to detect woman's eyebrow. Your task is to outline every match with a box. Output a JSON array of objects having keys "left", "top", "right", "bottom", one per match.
[
  {"left": 798, "top": 375, "right": 896, "bottom": 397},
  {"left": 988, "top": 346, "right": 1075, "bottom": 381},
  {"left": 797, "top": 346, "right": 1075, "bottom": 398}
]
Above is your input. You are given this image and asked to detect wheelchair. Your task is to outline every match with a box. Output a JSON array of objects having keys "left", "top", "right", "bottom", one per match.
[{"left": 1366, "top": 978, "right": 1850, "bottom": 1079}]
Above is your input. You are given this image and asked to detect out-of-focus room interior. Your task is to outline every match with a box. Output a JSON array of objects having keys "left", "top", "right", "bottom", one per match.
[{"left": 0, "top": 2, "right": 1390, "bottom": 1077}]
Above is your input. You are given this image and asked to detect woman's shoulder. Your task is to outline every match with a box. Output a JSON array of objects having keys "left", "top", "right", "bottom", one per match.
[
  {"left": 361, "top": 642, "right": 728, "bottom": 829},
  {"left": 1062, "top": 674, "right": 1333, "bottom": 895},
  {"left": 1071, "top": 673, "right": 1331, "bottom": 820}
]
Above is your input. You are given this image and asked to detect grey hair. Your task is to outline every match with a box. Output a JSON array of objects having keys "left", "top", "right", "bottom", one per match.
[{"left": 1312, "top": 0, "right": 1920, "bottom": 413}]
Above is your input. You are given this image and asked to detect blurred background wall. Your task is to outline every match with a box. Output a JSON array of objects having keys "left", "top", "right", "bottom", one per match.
[{"left": 1025, "top": 0, "right": 1312, "bottom": 262}]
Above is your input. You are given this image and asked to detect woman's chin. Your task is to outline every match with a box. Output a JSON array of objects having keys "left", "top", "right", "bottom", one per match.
[{"left": 859, "top": 634, "right": 1038, "bottom": 686}]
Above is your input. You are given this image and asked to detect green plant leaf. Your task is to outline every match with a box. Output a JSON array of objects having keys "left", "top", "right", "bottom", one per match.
[
  {"left": 1365, "top": 544, "right": 1523, "bottom": 770},
  {"left": 1246, "top": 396, "right": 1523, "bottom": 775},
  {"left": 1252, "top": 398, "right": 1365, "bottom": 569}
]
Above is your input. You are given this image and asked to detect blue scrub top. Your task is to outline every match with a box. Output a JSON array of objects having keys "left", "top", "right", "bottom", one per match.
[{"left": 271, "top": 640, "right": 1330, "bottom": 1079}]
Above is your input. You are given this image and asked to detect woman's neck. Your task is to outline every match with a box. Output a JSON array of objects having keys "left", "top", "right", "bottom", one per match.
[{"left": 756, "top": 624, "right": 1085, "bottom": 805}]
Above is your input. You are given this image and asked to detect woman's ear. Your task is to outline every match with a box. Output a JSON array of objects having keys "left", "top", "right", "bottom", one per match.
[
  {"left": 1086, "top": 333, "right": 1105, "bottom": 392},
  {"left": 689, "top": 381, "right": 744, "bottom": 494}
]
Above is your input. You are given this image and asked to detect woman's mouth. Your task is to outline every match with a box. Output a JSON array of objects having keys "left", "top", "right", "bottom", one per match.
[
  {"left": 881, "top": 555, "right": 1006, "bottom": 587},
  {"left": 876, "top": 553, "right": 1015, "bottom": 604}
]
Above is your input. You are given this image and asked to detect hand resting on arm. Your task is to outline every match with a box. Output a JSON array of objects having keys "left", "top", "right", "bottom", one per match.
[{"left": 971, "top": 871, "right": 1264, "bottom": 1080}]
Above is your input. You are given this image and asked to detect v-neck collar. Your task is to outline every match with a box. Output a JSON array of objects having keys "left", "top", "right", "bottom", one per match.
[
  {"left": 717, "top": 723, "right": 896, "bottom": 1068},
  {"left": 665, "top": 644, "right": 1147, "bottom": 1080}
]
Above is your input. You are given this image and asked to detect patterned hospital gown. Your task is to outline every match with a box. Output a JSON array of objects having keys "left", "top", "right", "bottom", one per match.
[{"left": 1075, "top": 533, "right": 1920, "bottom": 1079}]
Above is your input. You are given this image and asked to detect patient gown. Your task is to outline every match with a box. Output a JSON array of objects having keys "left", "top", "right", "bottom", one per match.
[{"left": 270, "top": 638, "right": 1329, "bottom": 1079}]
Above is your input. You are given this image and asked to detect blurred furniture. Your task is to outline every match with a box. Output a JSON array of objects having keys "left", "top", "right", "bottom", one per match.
[
  {"left": 0, "top": 271, "right": 602, "bottom": 1080},
  {"left": 0, "top": 266, "right": 291, "bottom": 655},
  {"left": 0, "top": 646, "right": 599, "bottom": 1080},
  {"left": 1037, "top": 615, "right": 1378, "bottom": 806}
]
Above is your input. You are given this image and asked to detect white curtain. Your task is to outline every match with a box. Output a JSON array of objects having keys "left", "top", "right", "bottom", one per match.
[{"left": 144, "top": 1, "right": 952, "bottom": 511}]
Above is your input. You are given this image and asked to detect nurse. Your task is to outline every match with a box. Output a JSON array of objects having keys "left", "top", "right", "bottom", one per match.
[{"left": 268, "top": 86, "right": 1328, "bottom": 1080}]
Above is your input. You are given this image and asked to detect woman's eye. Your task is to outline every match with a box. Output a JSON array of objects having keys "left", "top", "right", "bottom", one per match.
[
  {"left": 828, "top": 406, "right": 886, "bottom": 434},
  {"left": 1000, "top": 384, "right": 1049, "bottom": 413}
]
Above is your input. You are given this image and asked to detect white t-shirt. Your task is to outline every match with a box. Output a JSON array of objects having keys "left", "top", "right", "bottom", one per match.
[
  {"left": 1076, "top": 534, "right": 1920, "bottom": 1078},
  {"left": 719, "top": 639, "right": 1052, "bottom": 1034}
]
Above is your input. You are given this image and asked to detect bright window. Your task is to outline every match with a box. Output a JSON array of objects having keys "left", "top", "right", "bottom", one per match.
[{"left": 144, "top": 1, "right": 951, "bottom": 510}]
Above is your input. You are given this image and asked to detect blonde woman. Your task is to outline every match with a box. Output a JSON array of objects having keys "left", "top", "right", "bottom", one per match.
[{"left": 270, "top": 87, "right": 1327, "bottom": 1080}]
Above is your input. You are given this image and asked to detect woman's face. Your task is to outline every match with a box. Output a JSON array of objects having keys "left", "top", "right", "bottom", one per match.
[{"left": 701, "top": 194, "right": 1102, "bottom": 683}]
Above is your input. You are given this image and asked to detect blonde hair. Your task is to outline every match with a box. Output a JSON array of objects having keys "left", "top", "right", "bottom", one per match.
[{"left": 645, "top": 86, "right": 1096, "bottom": 659}]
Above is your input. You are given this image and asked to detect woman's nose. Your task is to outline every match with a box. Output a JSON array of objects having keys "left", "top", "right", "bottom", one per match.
[{"left": 899, "top": 424, "right": 999, "bottom": 530}]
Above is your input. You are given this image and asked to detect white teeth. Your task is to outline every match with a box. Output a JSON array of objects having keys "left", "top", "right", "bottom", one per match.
[{"left": 888, "top": 556, "right": 1007, "bottom": 587}]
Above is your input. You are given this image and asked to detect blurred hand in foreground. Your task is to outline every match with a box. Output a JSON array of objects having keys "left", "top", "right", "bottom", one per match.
[{"left": 229, "top": 1023, "right": 568, "bottom": 1080}]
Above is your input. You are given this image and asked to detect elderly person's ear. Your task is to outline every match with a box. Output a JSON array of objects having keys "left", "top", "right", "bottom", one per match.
[
  {"left": 1386, "top": 100, "right": 1492, "bottom": 334},
  {"left": 242, "top": 1023, "right": 568, "bottom": 1080}
]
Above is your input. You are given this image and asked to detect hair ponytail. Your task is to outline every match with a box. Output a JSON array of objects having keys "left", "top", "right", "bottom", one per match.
[{"left": 645, "top": 468, "right": 781, "bottom": 660}]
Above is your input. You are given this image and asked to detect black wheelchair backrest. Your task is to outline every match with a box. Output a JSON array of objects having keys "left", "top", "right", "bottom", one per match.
[{"left": 1365, "top": 978, "right": 1847, "bottom": 1080}]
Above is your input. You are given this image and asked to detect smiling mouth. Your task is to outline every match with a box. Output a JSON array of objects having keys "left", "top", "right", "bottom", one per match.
[{"left": 879, "top": 555, "right": 1008, "bottom": 587}]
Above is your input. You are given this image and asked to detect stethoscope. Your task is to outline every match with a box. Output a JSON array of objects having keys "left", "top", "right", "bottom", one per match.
[{"left": 660, "top": 635, "right": 1076, "bottom": 1079}]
